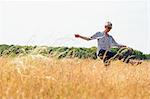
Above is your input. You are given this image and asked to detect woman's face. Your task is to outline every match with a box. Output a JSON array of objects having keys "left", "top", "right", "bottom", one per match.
[{"left": 105, "top": 26, "right": 112, "bottom": 33}]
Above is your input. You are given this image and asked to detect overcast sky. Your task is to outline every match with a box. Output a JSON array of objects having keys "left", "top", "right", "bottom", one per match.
[{"left": 0, "top": 0, "right": 150, "bottom": 53}]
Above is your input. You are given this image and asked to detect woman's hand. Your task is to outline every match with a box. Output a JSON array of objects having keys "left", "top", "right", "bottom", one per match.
[
  {"left": 75, "top": 34, "right": 80, "bottom": 38},
  {"left": 120, "top": 45, "right": 126, "bottom": 47}
]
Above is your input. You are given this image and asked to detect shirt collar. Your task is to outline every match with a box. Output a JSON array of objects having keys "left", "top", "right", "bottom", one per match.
[{"left": 102, "top": 31, "right": 110, "bottom": 37}]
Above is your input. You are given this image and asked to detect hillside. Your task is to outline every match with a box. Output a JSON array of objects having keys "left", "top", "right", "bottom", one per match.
[{"left": 1, "top": 44, "right": 150, "bottom": 98}]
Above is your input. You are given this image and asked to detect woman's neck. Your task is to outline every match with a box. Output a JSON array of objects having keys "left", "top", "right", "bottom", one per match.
[{"left": 103, "top": 31, "right": 109, "bottom": 36}]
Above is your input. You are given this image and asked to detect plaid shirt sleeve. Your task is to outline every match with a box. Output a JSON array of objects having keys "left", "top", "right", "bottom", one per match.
[
  {"left": 110, "top": 36, "right": 122, "bottom": 47},
  {"left": 90, "top": 32, "right": 103, "bottom": 40}
]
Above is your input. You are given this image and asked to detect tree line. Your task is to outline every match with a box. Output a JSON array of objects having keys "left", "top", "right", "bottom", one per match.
[{"left": 0, "top": 44, "right": 150, "bottom": 59}]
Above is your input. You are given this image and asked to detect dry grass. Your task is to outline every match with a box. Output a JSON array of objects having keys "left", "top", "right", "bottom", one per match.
[{"left": 0, "top": 55, "right": 150, "bottom": 99}]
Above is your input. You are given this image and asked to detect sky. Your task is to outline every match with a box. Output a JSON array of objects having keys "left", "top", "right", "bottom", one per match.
[{"left": 0, "top": 0, "right": 150, "bottom": 54}]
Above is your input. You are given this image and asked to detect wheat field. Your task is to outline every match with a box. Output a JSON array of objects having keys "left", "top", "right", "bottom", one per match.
[{"left": 0, "top": 55, "right": 150, "bottom": 99}]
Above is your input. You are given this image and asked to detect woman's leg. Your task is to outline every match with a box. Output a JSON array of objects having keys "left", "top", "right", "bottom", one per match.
[{"left": 103, "top": 51, "right": 116, "bottom": 65}]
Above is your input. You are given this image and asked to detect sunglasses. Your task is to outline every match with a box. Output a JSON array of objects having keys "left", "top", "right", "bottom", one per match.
[{"left": 107, "top": 27, "right": 112, "bottom": 29}]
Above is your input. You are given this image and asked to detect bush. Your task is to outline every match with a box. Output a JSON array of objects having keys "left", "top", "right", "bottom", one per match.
[{"left": 0, "top": 44, "right": 149, "bottom": 60}]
